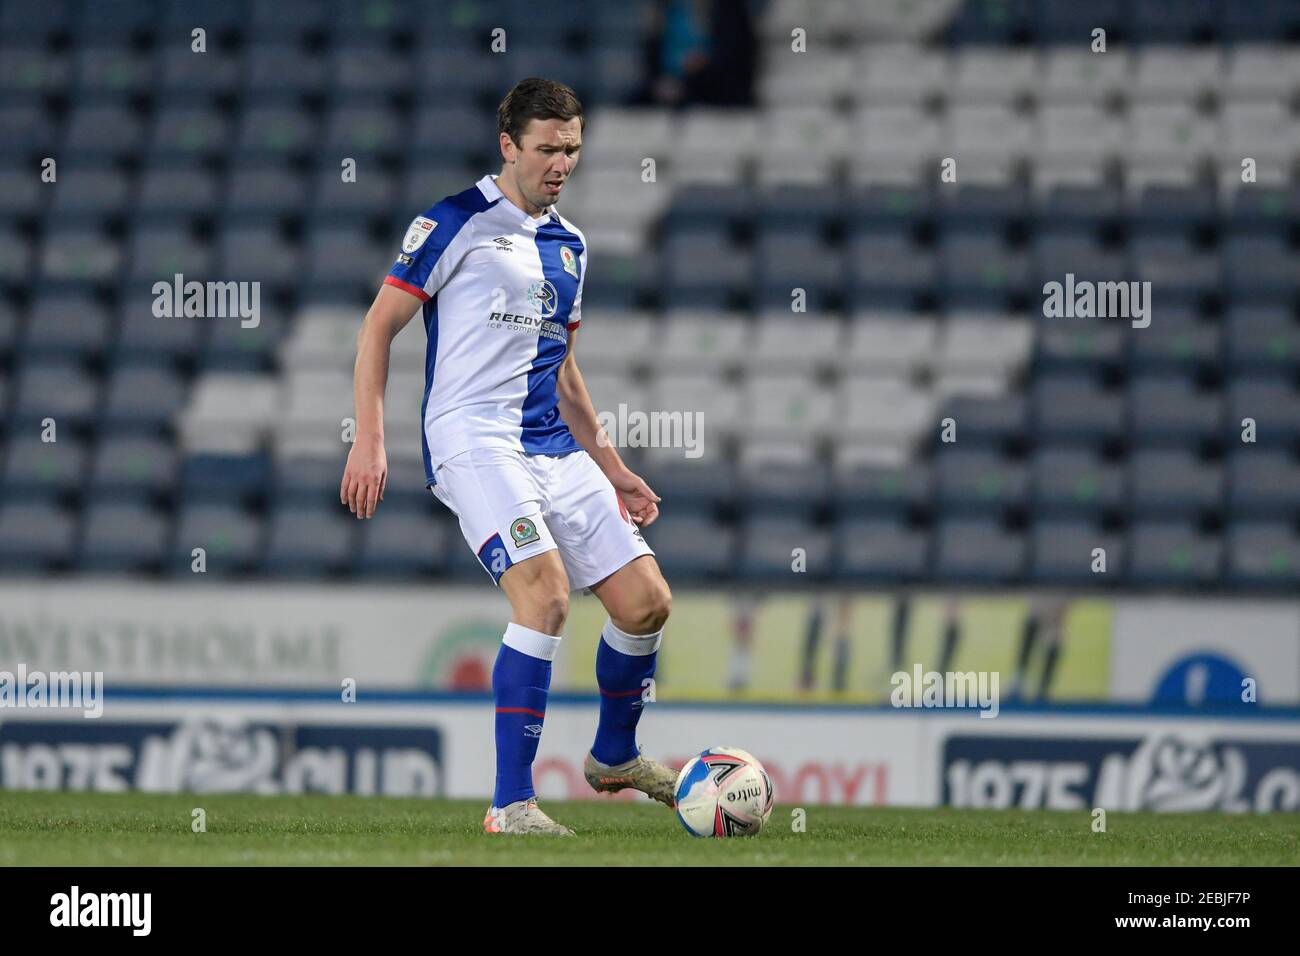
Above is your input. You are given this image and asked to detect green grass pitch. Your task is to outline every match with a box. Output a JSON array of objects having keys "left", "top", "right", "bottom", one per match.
[{"left": 1, "top": 792, "right": 1294, "bottom": 866}]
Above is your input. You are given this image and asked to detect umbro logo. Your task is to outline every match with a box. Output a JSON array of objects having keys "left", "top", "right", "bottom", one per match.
[
  {"left": 523, "top": 724, "right": 543, "bottom": 737},
  {"left": 492, "top": 237, "right": 513, "bottom": 251}
]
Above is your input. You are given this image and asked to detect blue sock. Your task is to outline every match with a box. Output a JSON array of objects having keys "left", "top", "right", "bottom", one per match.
[
  {"left": 493, "top": 623, "right": 561, "bottom": 808},
  {"left": 592, "top": 618, "right": 663, "bottom": 766}
]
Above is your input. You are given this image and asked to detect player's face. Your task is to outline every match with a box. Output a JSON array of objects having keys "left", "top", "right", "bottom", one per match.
[{"left": 506, "top": 117, "right": 582, "bottom": 211}]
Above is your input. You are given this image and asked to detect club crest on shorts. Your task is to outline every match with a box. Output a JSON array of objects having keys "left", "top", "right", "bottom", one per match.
[
  {"left": 560, "top": 245, "right": 579, "bottom": 278},
  {"left": 510, "top": 517, "right": 540, "bottom": 547},
  {"left": 402, "top": 216, "right": 437, "bottom": 253}
]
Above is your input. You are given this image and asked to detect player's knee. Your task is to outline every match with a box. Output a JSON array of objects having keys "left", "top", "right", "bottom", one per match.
[
  {"left": 627, "top": 581, "right": 671, "bottom": 634},
  {"left": 534, "top": 586, "right": 570, "bottom": 634}
]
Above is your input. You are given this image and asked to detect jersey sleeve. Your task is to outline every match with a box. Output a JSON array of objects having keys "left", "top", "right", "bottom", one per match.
[
  {"left": 383, "top": 203, "right": 475, "bottom": 302},
  {"left": 568, "top": 245, "right": 587, "bottom": 332}
]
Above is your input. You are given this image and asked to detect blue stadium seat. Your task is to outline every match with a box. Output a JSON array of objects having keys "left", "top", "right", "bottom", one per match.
[
  {"left": 934, "top": 518, "right": 1026, "bottom": 583},
  {"left": 1, "top": 434, "right": 87, "bottom": 498},
  {"left": 1032, "top": 234, "right": 1126, "bottom": 288},
  {"left": 46, "top": 165, "right": 132, "bottom": 222},
  {"left": 271, "top": 455, "right": 350, "bottom": 507},
  {"left": 113, "top": 297, "right": 206, "bottom": 364},
  {"left": 736, "top": 516, "right": 830, "bottom": 580},
  {"left": 79, "top": 501, "right": 169, "bottom": 571},
  {"left": 63, "top": 102, "right": 146, "bottom": 158},
  {"left": 938, "top": 394, "right": 1028, "bottom": 446},
  {"left": 39, "top": 224, "right": 122, "bottom": 284},
  {"left": 847, "top": 233, "right": 935, "bottom": 302},
  {"left": 1227, "top": 523, "right": 1300, "bottom": 589},
  {"left": 1224, "top": 186, "right": 1300, "bottom": 237},
  {"left": 126, "top": 226, "right": 215, "bottom": 285},
  {"left": 234, "top": 105, "right": 323, "bottom": 159},
  {"left": 835, "top": 517, "right": 929, "bottom": 583},
  {"left": 1224, "top": 235, "right": 1297, "bottom": 302},
  {"left": 639, "top": 458, "right": 738, "bottom": 511},
  {"left": 0, "top": 219, "right": 33, "bottom": 283},
  {"left": 1129, "top": 449, "right": 1224, "bottom": 517},
  {"left": 136, "top": 164, "right": 220, "bottom": 220},
  {"left": 0, "top": 499, "right": 77, "bottom": 571},
  {"left": 1029, "top": 520, "right": 1125, "bottom": 585},
  {"left": 89, "top": 435, "right": 178, "bottom": 499},
  {"left": 0, "top": 168, "right": 42, "bottom": 216},
  {"left": 1033, "top": 375, "right": 1125, "bottom": 442},
  {"left": 0, "top": 105, "right": 58, "bottom": 157},
  {"left": 74, "top": 46, "right": 154, "bottom": 96},
  {"left": 937, "top": 184, "right": 1030, "bottom": 231},
  {"left": 171, "top": 503, "right": 264, "bottom": 575},
  {"left": 833, "top": 462, "right": 932, "bottom": 518},
  {"left": 1227, "top": 378, "right": 1300, "bottom": 445},
  {"left": 22, "top": 294, "right": 112, "bottom": 360},
  {"left": 179, "top": 453, "right": 272, "bottom": 504},
  {"left": 102, "top": 366, "right": 187, "bottom": 432},
  {"left": 935, "top": 449, "right": 1029, "bottom": 514},
  {"left": 310, "top": 162, "right": 399, "bottom": 220},
  {"left": 643, "top": 511, "right": 737, "bottom": 581},
  {"left": 201, "top": 311, "right": 286, "bottom": 372},
  {"left": 148, "top": 106, "right": 230, "bottom": 160},
  {"left": 1031, "top": 446, "right": 1125, "bottom": 516},
  {"left": 12, "top": 360, "right": 100, "bottom": 430},
  {"left": 1225, "top": 307, "right": 1298, "bottom": 373},
  {"left": 218, "top": 222, "right": 302, "bottom": 287},
  {"left": 1129, "top": 521, "right": 1222, "bottom": 587},
  {"left": 1129, "top": 310, "right": 1221, "bottom": 371},
  {"left": 1128, "top": 375, "right": 1223, "bottom": 444},
  {"left": 753, "top": 230, "right": 843, "bottom": 309},
  {"left": 356, "top": 506, "right": 451, "bottom": 578},
  {"left": 264, "top": 504, "right": 357, "bottom": 576},
  {"left": 737, "top": 459, "right": 830, "bottom": 517},
  {"left": 1227, "top": 449, "right": 1300, "bottom": 518},
  {"left": 939, "top": 234, "right": 1029, "bottom": 308},
  {"left": 330, "top": 45, "right": 412, "bottom": 96}
]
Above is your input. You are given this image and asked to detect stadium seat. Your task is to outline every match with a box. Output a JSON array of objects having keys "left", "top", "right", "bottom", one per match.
[
  {"left": 1129, "top": 521, "right": 1223, "bottom": 586},
  {"left": 79, "top": 501, "right": 170, "bottom": 572},
  {"left": 264, "top": 504, "right": 357, "bottom": 576},
  {"left": 1129, "top": 449, "right": 1224, "bottom": 516},
  {"left": 1226, "top": 523, "right": 1300, "bottom": 588},
  {"left": 934, "top": 518, "right": 1026, "bottom": 584},
  {"left": 1227, "top": 449, "right": 1300, "bottom": 518},
  {"left": 0, "top": 499, "right": 77, "bottom": 571},
  {"left": 1029, "top": 520, "right": 1125, "bottom": 585},
  {"left": 1031, "top": 446, "right": 1125, "bottom": 517}
]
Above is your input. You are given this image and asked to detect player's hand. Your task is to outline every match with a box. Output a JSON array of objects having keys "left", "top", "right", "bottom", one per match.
[
  {"left": 340, "top": 435, "right": 387, "bottom": 519},
  {"left": 611, "top": 468, "right": 661, "bottom": 528}
]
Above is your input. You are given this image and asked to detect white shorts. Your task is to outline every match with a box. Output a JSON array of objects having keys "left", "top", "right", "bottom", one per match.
[{"left": 429, "top": 446, "right": 655, "bottom": 590}]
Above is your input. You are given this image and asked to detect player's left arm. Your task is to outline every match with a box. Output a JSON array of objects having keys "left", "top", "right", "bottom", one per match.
[{"left": 557, "top": 335, "right": 661, "bottom": 527}]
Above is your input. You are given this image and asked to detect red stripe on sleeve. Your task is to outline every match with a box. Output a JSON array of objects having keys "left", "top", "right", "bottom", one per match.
[{"left": 384, "top": 275, "right": 431, "bottom": 301}]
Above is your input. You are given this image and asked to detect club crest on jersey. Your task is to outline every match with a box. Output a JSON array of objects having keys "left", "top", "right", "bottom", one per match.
[
  {"left": 402, "top": 216, "right": 437, "bottom": 253},
  {"left": 510, "top": 517, "right": 540, "bottom": 547},
  {"left": 527, "top": 280, "right": 558, "bottom": 318},
  {"left": 560, "top": 245, "right": 579, "bottom": 278}
]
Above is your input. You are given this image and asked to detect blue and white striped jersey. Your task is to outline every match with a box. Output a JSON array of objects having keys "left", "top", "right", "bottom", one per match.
[{"left": 385, "top": 175, "right": 588, "bottom": 486}]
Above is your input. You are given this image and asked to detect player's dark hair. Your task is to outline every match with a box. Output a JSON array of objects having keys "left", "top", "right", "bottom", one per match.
[{"left": 498, "top": 77, "right": 585, "bottom": 147}]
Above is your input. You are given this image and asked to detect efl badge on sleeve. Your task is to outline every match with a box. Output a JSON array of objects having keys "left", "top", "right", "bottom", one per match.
[
  {"left": 560, "top": 245, "right": 579, "bottom": 279},
  {"left": 402, "top": 216, "right": 437, "bottom": 253}
]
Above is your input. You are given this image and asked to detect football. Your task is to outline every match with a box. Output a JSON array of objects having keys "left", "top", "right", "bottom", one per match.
[{"left": 673, "top": 746, "right": 775, "bottom": 837}]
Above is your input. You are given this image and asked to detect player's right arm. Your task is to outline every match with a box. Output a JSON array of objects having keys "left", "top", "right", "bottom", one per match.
[{"left": 340, "top": 283, "right": 422, "bottom": 519}]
